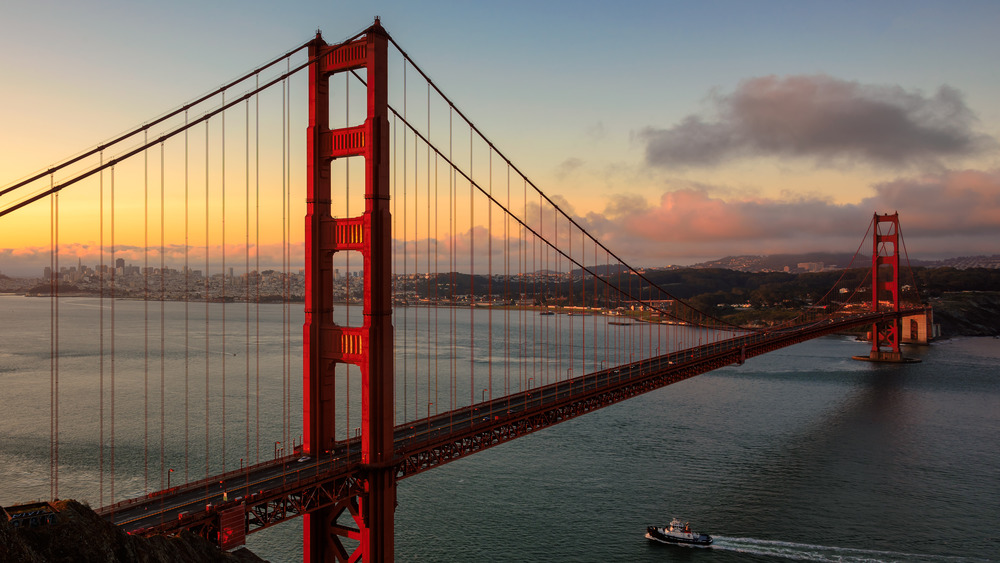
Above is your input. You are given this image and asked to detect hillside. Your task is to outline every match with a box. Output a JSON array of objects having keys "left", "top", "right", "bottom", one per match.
[{"left": 928, "top": 291, "right": 1000, "bottom": 337}]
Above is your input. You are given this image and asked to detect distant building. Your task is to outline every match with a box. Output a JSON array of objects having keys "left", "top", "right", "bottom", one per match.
[{"left": 797, "top": 262, "right": 824, "bottom": 272}]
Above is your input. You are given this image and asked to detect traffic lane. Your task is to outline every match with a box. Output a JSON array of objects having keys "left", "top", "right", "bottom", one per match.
[{"left": 116, "top": 453, "right": 352, "bottom": 530}]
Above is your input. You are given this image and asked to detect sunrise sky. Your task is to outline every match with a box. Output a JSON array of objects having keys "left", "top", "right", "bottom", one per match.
[{"left": 2, "top": 0, "right": 999, "bottom": 276}]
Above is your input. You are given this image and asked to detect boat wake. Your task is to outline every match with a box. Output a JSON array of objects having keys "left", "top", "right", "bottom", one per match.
[{"left": 710, "top": 537, "right": 991, "bottom": 563}]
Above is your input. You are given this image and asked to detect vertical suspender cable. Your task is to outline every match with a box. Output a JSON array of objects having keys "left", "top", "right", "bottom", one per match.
[
  {"left": 428, "top": 82, "right": 434, "bottom": 419},
  {"left": 280, "top": 64, "right": 287, "bottom": 456},
  {"left": 412, "top": 80, "right": 419, "bottom": 420},
  {"left": 530, "top": 185, "right": 536, "bottom": 392},
  {"left": 144, "top": 131, "right": 150, "bottom": 494},
  {"left": 344, "top": 67, "right": 350, "bottom": 445},
  {"left": 581, "top": 229, "right": 585, "bottom": 375},
  {"left": 567, "top": 212, "right": 572, "bottom": 376},
  {"left": 590, "top": 238, "right": 596, "bottom": 370},
  {"left": 245, "top": 97, "right": 251, "bottom": 471},
  {"left": 55, "top": 181, "right": 59, "bottom": 500},
  {"left": 99, "top": 156, "right": 105, "bottom": 507},
  {"left": 285, "top": 64, "right": 292, "bottom": 451},
  {"left": 449, "top": 108, "right": 456, "bottom": 417},
  {"left": 205, "top": 120, "right": 211, "bottom": 480},
  {"left": 539, "top": 193, "right": 544, "bottom": 385},
  {"left": 221, "top": 93, "right": 228, "bottom": 472},
  {"left": 160, "top": 142, "right": 166, "bottom": 489},
  {"left": 433, "top": 124, "right": 439, "bottom": 418},
  {"left": 110, "top": 165, "right": 116, "bottom": 506},
  {"left": 49, "top": 184, "right": 53, "bottom": 500},
  {"left": 255, "top": 76, "right": 261, "bottom": 464},
  {"left": 392, "top": 111, "right": 397, "bottom": 424},
  {"left": 504, "top": 164, "right": 510, "bottom": 396},
  {"left": 392, "top": 99, "right": 400, "bottom": 430},
  {"left": 557, "top": 210, "right": 562, "bottom": 380},
  {"left": 184, "top": 112, "right": 191, "bottom": 482},
  {"left": 402, "top": 61, "right": 408, "bottom": 422},
  {"left": 605, "top": 249, "right": 609, "bottom": 367},
  {"left": 469, "top": 129, "right": 474, "bottom": 407},
  {"left": 487, "top": 151, "right": 492, "bottom": 404},
  {"left": 49, "top": 177, "right": 57, "bottom": 500},
  {"left": 281, "top": 68, "right": 288, "bottom": 453}
]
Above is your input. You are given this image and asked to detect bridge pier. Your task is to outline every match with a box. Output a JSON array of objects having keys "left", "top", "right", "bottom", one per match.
[
  {"left": 902, "top": 306, "right": 938, "bottom": 344},
  {"left": 851, "top": 349, "right": 921, "bottom": 363}
]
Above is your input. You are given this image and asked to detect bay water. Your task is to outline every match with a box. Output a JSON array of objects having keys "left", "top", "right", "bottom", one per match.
[{"left": 1, "top": 294, "right": 996, "bottom": 562}]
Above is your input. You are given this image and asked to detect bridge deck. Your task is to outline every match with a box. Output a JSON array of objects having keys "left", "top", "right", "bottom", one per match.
[{"left": 98, "top": 309, "right": 918, "bottom": 545}]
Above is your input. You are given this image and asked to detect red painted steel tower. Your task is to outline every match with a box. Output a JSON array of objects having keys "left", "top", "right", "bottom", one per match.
[
  {"left": 866, "top": 212, "right": 903, "bottom": 361},
  {"left": 304, "top": 20, "right": 395, "bottom": 561}
]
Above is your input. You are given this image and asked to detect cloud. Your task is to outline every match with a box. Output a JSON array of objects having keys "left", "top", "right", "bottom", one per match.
[
  {"left": 640, "top": 75, "right": 996, "bottom": 169},
  {"left": 555, "top": 157, "right": 584, "bottom": 180},
  {"left": 3, "top": 170, "right": 997, "bottom": 274},
  {"left": 579, "top": 169, "right": 1000, "bottom": 263},
  {"left": 586, "top": 121, "right": 607, "bottom": 141},
  {"left": 862, "top": 169, "right": 1000, "bottom": 236}
]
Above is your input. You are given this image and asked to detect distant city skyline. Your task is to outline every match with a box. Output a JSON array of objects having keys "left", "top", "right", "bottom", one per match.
[{"left": 3, "top": 250, "right": 998, "bottom": 281}]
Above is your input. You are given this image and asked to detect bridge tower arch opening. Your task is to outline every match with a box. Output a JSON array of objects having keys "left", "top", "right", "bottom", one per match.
[{"left": 304, "top": 20, "right": 394, "bottom": 562}]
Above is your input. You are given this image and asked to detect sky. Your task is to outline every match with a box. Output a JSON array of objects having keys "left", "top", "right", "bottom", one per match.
[{"left": 2, "top": 0, "right": 999, "bottom": 275}]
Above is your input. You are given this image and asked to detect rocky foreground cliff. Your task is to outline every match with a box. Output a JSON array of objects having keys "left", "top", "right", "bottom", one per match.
[{"left": 0, "top": 500, "right": 265, "bottom": 563}]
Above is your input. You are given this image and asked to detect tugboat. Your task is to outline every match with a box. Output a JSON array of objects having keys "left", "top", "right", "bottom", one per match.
[{"left": 645, "top": 518, "right": 713, "bottom": 546}]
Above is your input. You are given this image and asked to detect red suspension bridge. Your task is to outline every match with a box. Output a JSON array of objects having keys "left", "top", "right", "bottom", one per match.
[{"left": 0, "top": 20, "right": 931, "bottom": 562}]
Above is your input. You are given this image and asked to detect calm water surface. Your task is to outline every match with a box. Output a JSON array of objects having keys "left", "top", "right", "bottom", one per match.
[{"left": 1, "top": 295, "right": 997, "bottom": 562}]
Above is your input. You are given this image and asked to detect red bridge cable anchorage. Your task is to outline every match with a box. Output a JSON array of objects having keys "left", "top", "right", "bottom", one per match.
[{"left": 383, "top": 33, "right": 742, "bottom": 333}]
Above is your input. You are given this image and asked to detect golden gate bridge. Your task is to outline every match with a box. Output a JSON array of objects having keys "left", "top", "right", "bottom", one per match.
[{"left": 0, "top": 19, "right": 930, "bottom": 562}]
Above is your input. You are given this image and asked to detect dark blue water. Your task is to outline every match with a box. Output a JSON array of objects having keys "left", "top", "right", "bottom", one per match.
[
  {"left": 252, "top": 336, "right": 999, "bottom": 562},
  {"left": 1, "top": 295, "right": 996, "bottom": 562}
]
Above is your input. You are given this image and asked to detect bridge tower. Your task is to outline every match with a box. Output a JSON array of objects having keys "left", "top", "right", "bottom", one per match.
[
  {"left": 304, "top": 21, "right": 395, "bottom": 562},
  {"left": 855, "top": 212, "right": 910, "bottom": 362}
]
